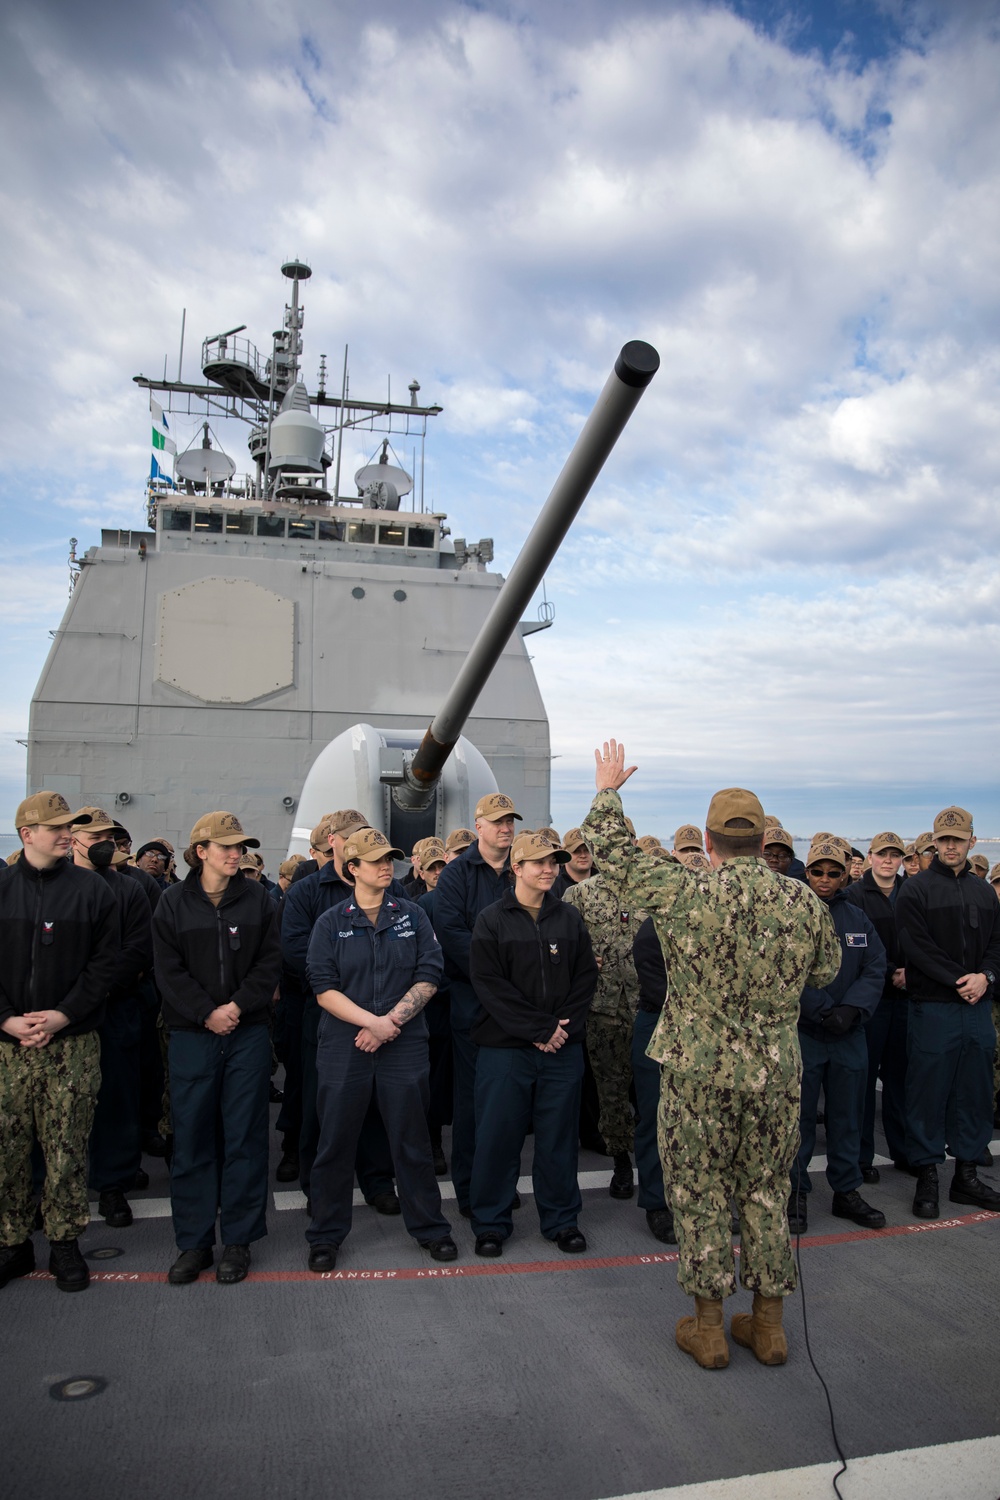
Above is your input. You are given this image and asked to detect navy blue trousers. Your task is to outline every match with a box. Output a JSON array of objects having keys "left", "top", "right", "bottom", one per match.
[
  {"left": 89, "top": 997, "right": 142, "bottom": 1193},
  {"left": 308, "top": 1017, "right": 450, "bottom": 1248},
  {"left": 274, "top": 979, "right": 305, "bottom": 1143},
  {"left": 861, "top": 991, "right": 909, "bottom": 1166},
  {"left": 450, "top": 980, "right": 481, "bottom": 1211},
  {"left": 168, "top": 1024, "right": 270, "bottom": 1250},
  {"left": 904, "top": 1000, "right": 996, "bottom": 1167},
  {"left": 298, "top": 995, "right": 394, "bottom": 1201},
  {"left": 471, "top": 1043, "right": 583, "bottom": 1240},
  {"left": 792, "top": 1027, "right": 867, "bottom": 1195},
  {"left": 632, "top": 1009, "right": 667, "bottom": 1212},
  {"left": 137, "top": 977, "right": 165, "bottom": 1140}
]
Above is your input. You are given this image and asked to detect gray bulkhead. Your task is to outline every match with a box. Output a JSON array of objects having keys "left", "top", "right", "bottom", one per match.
[{"left": 26, "top": 509, "right": 551, "bottom": 868}]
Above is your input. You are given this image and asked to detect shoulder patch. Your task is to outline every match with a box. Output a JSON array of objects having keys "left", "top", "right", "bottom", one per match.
[{"left": 845, "top": 933, "right": 867, "bottom": 947}]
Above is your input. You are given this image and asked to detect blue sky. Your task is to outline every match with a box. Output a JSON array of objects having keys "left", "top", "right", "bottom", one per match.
[{"left": 1, "top": 0, "right": 998, "bottom": 842}]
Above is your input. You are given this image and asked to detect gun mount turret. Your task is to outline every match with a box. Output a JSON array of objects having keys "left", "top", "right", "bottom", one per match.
[{"left": 291, "top": 341, "right": 659, "bottom": 855}]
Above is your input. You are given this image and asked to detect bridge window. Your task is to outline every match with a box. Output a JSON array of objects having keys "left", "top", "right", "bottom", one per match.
[
  {"left": 288, "top": 518, "right": 316, "bottom": 541},
  {"left": 225, "top": 513, "right": 254, "bottom": 535},
  {"left": 408, "top": 526, "right": 435, "bottom": 549},
  {"left": 318, "top": 519, "right": 344, "bottom": 542},
  {"left": 161, "top": 509, "right": 192, "bottom": 532},
  {"left": 378, "top": 524, "right": 406, "bottom": 547},
  {"left": 256, "top": 514, "right": 286, "bottom": 538},
  {"left": 194, "top": 511, "right": 223, "bottom": 533},
  {"left": 348, "top": 522, "right": 376, "bottom": 545}
]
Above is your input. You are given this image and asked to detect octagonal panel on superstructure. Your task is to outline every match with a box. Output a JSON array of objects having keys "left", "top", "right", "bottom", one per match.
[{"left": 156, "top": 576, "right": 294, "bottom": 703}]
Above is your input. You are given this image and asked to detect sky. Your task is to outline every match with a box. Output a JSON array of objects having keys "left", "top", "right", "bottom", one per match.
[{"left": 1, "top": 0, "right": 999, "bottom": 841}]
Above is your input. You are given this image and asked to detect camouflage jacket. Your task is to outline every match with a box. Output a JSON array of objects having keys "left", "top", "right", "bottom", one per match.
[
  {"left": 562, "top": 875, "right": 644, "bottom": 1020},
  {"left": 582, "top": 790, "right": 840, "bottom": 1088}
]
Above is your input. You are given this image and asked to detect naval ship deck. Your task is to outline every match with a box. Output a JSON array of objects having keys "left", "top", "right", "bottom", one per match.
[{"left": 5, "top": 1100, "right": 999, "bottom": 1500}]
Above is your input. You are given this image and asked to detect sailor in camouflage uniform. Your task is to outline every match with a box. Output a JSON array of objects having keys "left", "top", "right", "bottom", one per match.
[
  {"left": 583, "top": 742, "right": 840, "bottom": 1370},
  {"left": 562, "top": 871, "right": 645, "bottom": 1199}
]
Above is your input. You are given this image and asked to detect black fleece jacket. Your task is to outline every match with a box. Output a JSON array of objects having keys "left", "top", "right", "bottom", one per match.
[
  {"left": 153, "top": 867, "right": 282, "bottom": 1031},
  {"left": 469, "top": 888, "right": 598, "bottom": 1048},
  {"left": 896, "top": 856, "right": 1000, "bottom": 1005},
  {"left": 844, "top": 869, "right": 905, "bottom": 996},
  {"left": 633, "top": 916, "right": 668, "bottom": 1015},
  {"left": 96, "top": 868, "right": 154, "bottom": 1002},
  {"left": 0, "top": 856, "right": 119, "bottom": 1038}
]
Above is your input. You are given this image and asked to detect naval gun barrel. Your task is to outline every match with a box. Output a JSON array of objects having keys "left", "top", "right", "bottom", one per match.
[{"left": 395, "top": 340, "right": 659, "bottom": 809}]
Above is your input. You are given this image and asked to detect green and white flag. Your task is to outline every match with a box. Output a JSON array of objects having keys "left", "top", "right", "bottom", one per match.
[{"left": 150, "top": 397, "right": 176, "bottom": 486}]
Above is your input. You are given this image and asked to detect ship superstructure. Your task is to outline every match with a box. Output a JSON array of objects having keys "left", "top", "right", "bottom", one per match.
[{"left": 27, "top": 263, "right": 552, "bottom": 865}]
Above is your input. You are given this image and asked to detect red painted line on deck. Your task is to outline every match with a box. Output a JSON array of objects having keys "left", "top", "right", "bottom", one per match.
[{"left": 22, "top": 1209, "right": 999, "bottom": 1285}]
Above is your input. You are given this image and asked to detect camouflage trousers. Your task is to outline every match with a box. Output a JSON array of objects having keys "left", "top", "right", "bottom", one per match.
[
  {"left": 658, "top": 1068, "right": 800, "bottom": 1300},
  {"left": 0, "top": 1031, "right": 101, "bottom": 1244},
  {"left": 586, "top": 1012, "right": 635, "bottom": 1156}
]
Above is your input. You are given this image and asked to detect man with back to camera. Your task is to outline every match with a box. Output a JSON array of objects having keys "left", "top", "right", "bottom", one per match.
[
  {"left": 788, "top": 838, "right": 886, "bottom": 1236},
  {"left": 71, "top": 807, "right": 154, "bottom": 1231},
  {"left": 895, "top": 806, "right": 1000, "bottom": 1220},
  {"left": 432, "top": 793, "right": 520, "bottom": 1216},
  {"left": 844, "top": 831, "right": 911, "bottom": 1180},
  {"left": 0, "top": 793, "right": 119, "bottom": 1293},
  {"left": 583, "top": 742, "right": 840, "bottom": 1371}
]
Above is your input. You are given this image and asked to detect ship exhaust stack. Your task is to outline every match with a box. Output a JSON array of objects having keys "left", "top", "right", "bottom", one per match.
[{"left": 389, "top": 340, "right": 659, "bottom": 820}]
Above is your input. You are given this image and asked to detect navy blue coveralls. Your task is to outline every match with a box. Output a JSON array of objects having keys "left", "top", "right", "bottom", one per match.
[
  {"left": 792, "top": 892, "right": 885, "bottom": 1196},
  {"left": 844, "top": 869, "right": 909, "bottom": 1167},
  {"left": 305, "top": 895, "right": 449, "bottom": 1249},
  {"left": 281, "top": 863, "right": 400, "bottom": 1201},
  {"left": 432, "top": 843, "right": 514, "bottom": 1211}
]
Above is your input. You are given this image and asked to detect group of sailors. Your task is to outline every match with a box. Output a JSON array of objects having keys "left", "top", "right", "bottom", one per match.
[{"left": 0, "top": 776, "right": 997, "bottom": 1335}]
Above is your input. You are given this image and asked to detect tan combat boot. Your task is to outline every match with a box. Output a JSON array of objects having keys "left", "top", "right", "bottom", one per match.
[
  {"left": 675, "top": 1295, "right": 729, "bottom": 1369},
  {"left": 730, "top": 1292, "right": 788, "bottom": 1366}
]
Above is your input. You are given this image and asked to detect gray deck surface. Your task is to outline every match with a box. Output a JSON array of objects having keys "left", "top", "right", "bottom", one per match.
[{"left": 4, "top": 1103, "right": 999, "bottom": 1500}]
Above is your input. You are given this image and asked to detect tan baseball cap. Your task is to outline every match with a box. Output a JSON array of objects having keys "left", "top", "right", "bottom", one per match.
[
  {"left": 420, "top": 838, "right": 447, "bottom": 869},
  {"left": 189, "top": 811, "right": 260, "bottom": 849},
  {"left": 806, "top": 837, "right": 847, "bottom": 871},
  {"left": 903, "top": 842, "right": 917, "bottom": 857},
  {"left": 673, "top": 824, "right": 703, "bottom": 851},
  {"left": 969, "top": 853, "right": 988, "bottom": 874},
  {"left": 914, "top": 831, "right": 936, "bottom": 855},
  {"left": 764, "top": 814, "right": 783, "bottom": 828},
  {"left": 705, "top": 790, "right": 765, "bottom": 838},
  {"left": 933, "top": 805, "right": 973, "bottom": 838},
  {"left": 679, "top": 849, "right": 711, "bottom": 871},
  {"left": 310, "top": 819, "right": 332, "bottom": 849},
  {"left": 624, "top": 816, "right": 636, "bottom": 837},
  {"left": 111, "top": 849, "right": 131, "bottom": 867},
  {"left": 536, "top": 826, "right": 560, "bottom": 844},
  {"left": 410, "top": 837, "right": 435, "bottom": 860},
  {"left": 342, "top": 827, "right": 404, "bottom": 863},
  {"left": 762, "top": 826, "right": 794, "bottom": 852},
  {"left": 445, "top": 828, "right": 475, "bottom": 854},
  {"left": 237, "top": 854, "right": 260, "bottom": 871},
  {"left": 279, "top": 856, "right": 305, "bottom": 879},
  {"left": 989, "top": 862, "right": 1000, "bottom": 883},
  {"left": 636, "top": 835, "right": 662, "bottom": 853},
  {"left": 16, "top": 791, "right": 92, "bottom": 831},
  {"left": 71, "top": 805, "right": 117, "bottom": 834},
  {"left": 327, "top": 809, "right": 368, "bottom": 838},
  {"left": 511, "top": 831, "right": 569, "bottom": 865},
  {"left": 475, "top": 793, "right": 522, "bottom": 823},
  {"left": 869, "top": 831, "right": 905, "bottom": 856},
  {"left": 562, "top": 827, "right": 589, "bottom": 854}
]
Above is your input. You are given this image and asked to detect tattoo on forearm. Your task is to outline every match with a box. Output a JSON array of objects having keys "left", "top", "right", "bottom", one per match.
[{"left": 392, "top": 981, "right": 436, "bottom": 1023}]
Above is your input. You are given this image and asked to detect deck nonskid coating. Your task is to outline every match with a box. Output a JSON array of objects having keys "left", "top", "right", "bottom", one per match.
[{"left": 5, "top": 1115, "right": 999, "bottom": 1500}]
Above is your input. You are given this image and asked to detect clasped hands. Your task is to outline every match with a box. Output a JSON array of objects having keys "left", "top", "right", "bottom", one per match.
[
  {"left": 2, "top": 1010, "right": 70, "bottom": 1048},
  {"left": 355, "top": 1011, "right": 404, "bottom": 1053}
]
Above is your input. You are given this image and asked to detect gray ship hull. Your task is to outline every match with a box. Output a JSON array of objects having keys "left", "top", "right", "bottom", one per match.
[{"left": 27, "top": 518, "right": 551, "bottom": 864}]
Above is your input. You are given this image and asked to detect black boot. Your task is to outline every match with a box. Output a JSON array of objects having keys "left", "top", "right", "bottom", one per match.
[
  {"left": 831, "top": 1189, "right": 885, "bottom": 1229},
  {"left": 912, "top": 1164, "right": 939, "bottom": 1219},
  {"left": 275, "top": 1133, "right": 300, "bottom": 1183},
  {"left": 609, "top": 1153, "right": 634, "bottom": 1199},
  {"left": 787, "top": 1191, "right": 808, "bottom": 1234},
  {"left": 949, "top": 1160, "right": 1000, "bottom": 1211},
  {"left": 48, "top": 1240, "right": 90, "bottom": 1292}
]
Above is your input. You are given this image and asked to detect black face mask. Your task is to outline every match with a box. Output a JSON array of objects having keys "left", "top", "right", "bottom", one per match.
[{"left": 88, "top": 839, "right": 116, "bottom": 870}]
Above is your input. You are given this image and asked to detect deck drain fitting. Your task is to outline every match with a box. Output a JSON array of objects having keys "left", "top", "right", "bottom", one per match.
[
  {"left": 49, "top": 1376, "right": 108, "bottom": 1403},
  {"left": 86, "top": 1246, "right": 124, "bottom": 1261}
]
